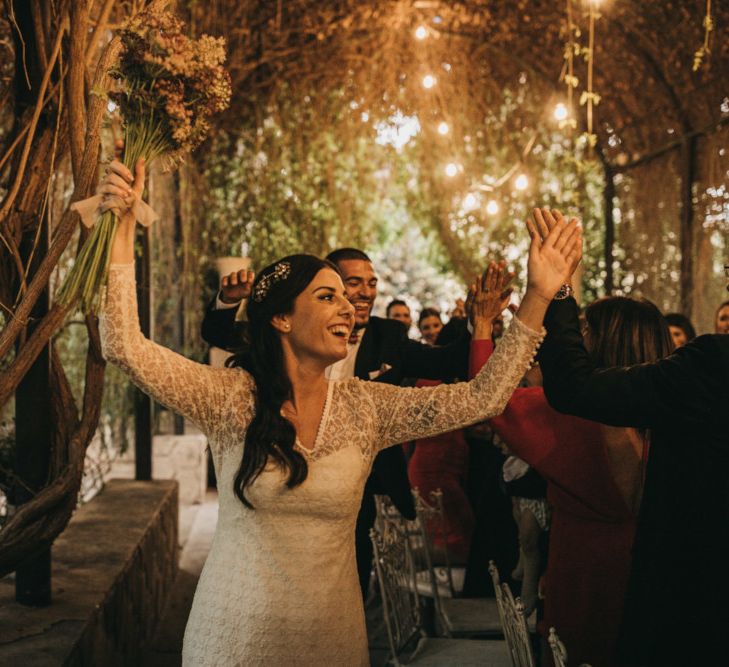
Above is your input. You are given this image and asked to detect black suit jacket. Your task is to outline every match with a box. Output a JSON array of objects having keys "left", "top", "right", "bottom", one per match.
[
  {"left": 538, "top": 298, "right": 729, "bottom": 666},
  {"left": 354, "top": 315, "right": 469, "bottom": 385},
  {"left": 201, "top": 298, "right": 248, "bottom": 351}
]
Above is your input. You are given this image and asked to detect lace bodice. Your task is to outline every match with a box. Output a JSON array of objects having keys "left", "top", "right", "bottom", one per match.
[{"left": 99, "top": 263, "right": 543, "bottom": 666}]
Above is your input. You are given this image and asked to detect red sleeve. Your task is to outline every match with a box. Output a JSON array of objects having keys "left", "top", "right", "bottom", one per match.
[
  {"left": 469, "top": 338, "right": 494, "bottom": 379},
  {"left": 491, "top": 387, "right": 562, "bottom": 469},
  {"left": 471, "top": 338, "right": 559, "bottom": 470}
]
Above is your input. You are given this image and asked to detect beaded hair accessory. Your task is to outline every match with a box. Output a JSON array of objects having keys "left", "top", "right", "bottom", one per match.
[{"left": 252, "top": 261, "right": 292, "bottom": 302}]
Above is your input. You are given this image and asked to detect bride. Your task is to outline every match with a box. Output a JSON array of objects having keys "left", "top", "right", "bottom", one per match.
[{"left": 97, "top": 157, "right": 581, "bottom": 665}]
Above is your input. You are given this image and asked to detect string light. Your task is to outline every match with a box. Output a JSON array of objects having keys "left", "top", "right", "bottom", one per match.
[
  {"left": 514, "top": 174, "right": 529, "bottom": 191},
  {"left": 462, "top": 193, "right": 478, "bottom": 211},
  {"left": 554, "top": 103, "right": 568, "bottom": 121},
  {"left": 422, "top": 74, "right": 436, "bottom": 89},
  {"left": 415, "top": 25, "right": 428, "bottom": 40},
  {"left": 445, "top": 162, "right": 459, "bottom": 177},
  {"left": 437, "top": 121, "right": 449, "bottom": 135},
  {"left": 486, "top": 200, "right": 499, "bottom": 215}
]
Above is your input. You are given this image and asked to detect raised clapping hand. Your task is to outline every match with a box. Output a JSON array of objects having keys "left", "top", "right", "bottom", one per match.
[
  {"left": 468, "top": 261, "right": 515, "bottom": 340},
  {"left": 220, "top": 269, "right": 256, "bottom": 304},
  {"left": 530, "top": 208, "right": 582, "bottom": 283},
  {"left": 525, "top": 208, "right": 582, "bottom": 302},
  {"left": 513, "top": 207, "right": 583, "bottom": 332}
]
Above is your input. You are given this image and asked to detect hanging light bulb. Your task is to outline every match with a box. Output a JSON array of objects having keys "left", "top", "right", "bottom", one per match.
[
  {"left": 514, "top": 174, "right": 529, "bottom": 191},
  {"left": 422, "top": 75, "right": 436, "bottom": 89},
  {"left": 445, "top": 162, "right": 459, "bottom": 177},
  {"left": 415, "top": 25, "right": 428, "bottom": 40},
  {"left": 486, "top": 200, "right": 499, "bottom": 215},
  {"left": 462, "top": 193, "right": 478, "bottom": 211},
  {"left": 437, "top": 121, "right": 449, "bottom": 135},
  {"left": 554, "top": 103, "right": 568, "bottom": 121}
]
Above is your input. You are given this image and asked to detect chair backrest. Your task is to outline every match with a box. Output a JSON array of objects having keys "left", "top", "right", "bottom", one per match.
[
  {"left": 370, "top": 526, "right": 424, "bottom": 664},
  {"left": 548, "top": 627, "right": 569, "bottom": 667},
  {"left": 411, "top": 487, "right": 458, "bottom": 596},
  {"left": 547, "top": 627, "right": 593, "bottom": 667},
  {"left": 488, "top": 560, "right": 509, "bottom": 636},
  {"left": 488, "top": 561, "right": 535, "bottom": 667},
  {"left": 375, "top": 493, "right": 412, "bottom": 539}
]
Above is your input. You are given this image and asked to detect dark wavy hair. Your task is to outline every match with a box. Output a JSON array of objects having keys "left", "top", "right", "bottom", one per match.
[
  {"left": 228, "top": 254, "right": 339, "bottom": 509},
  {"left": 584, "top": 296, "right": 673, "bottom": 368}
]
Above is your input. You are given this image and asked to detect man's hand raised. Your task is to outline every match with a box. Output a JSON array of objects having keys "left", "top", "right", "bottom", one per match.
[{"left": 220, "top": 269, "right": 255, "bottom": 304}]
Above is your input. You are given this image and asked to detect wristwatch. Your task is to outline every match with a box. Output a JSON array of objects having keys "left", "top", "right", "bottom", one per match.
[{"left": 553, "top": 284, "right": 574, "bottom": 300}]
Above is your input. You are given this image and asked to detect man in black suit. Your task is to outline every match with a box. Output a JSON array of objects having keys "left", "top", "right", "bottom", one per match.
[
  {"left": 201, "top": 248, "right": 471, "bottom": 597},
  {"left": 534, "top": 209, "right": 729, "bottom": 666}
]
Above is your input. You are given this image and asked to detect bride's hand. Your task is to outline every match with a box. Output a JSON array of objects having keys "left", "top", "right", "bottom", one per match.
[
  {"left": 108, "top": 142, "right": 148, "bottom": 264},
  {"left": 98, "top": 157, "right": 146, "bottom": 228}
]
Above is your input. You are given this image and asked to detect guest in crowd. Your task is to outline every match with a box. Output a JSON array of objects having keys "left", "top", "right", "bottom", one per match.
[
  {"left": 715, "top": 299, "right": 729, "bottom": 334},
  {"left": 664, "top": 312, "right": 696, "bottom": 348},
  {"left": 407, "top": 285, "right": 507, "bottom": 563},
  {"left": 535, "top": 208, "right": 729, "bottom": 666},
  {"left": 385, "top": 298, "right": 413, "bottom": 330},
  {"left": 418, "top": 307, "right": 443, "bottom": 345},
  {"left": 475, "top": 288, "right": 672, "bottom": 666},
  {"left": 500, "top": 445, "right": 549, "bottom": 616},
  {"left": 201, "top": 247, "right": 476, "bottom": 599}
]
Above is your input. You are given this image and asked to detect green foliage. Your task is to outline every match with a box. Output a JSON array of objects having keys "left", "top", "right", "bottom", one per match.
[
  {"left": 54, "top": 320, "right": 135, "bottom": 457},
  {"left": 197, "top": 78, "right": 605, "bottom": 309}
]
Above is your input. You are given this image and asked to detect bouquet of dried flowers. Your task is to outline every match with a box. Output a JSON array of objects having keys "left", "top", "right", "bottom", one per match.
[{"left": 58, "top": 8, "right": 231, "bottom": 314}]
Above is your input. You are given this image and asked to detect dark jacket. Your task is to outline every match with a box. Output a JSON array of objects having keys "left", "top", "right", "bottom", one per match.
[
  {"left": 538, "top": 297, "right": 729, "bottom": 666},
  {"left": 201, "top": 298, "right": 248, "bottom": 352}
]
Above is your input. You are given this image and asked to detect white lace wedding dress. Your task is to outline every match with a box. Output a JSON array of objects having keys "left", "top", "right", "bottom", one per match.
[{"left": 100, "top": 264, "right": 543, "bottom": 666}]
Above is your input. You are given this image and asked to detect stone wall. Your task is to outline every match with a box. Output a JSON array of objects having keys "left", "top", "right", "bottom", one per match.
[{"left": 0, "top": 479, "right": 178, "bottom": 666}]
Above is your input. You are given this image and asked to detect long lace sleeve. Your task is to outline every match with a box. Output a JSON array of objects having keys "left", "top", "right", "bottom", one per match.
[
  {"left": 99, "top": 264, "right": 255, "bottom": 443},
  {"left": 364, "top": 316, "right": 543, "bottom": 450}
]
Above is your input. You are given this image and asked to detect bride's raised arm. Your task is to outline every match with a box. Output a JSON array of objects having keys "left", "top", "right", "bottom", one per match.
[
  {"left": 98, "top": 158, "right": 255, "bottom": 440},
  {"left": 365, "top": 209, "right": 582, "bottom": 450}
]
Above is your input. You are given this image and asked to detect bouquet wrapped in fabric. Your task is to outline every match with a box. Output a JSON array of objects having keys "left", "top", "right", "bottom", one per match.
[{"left": 58, "top": 8, "right": 231, "bottom": 314}]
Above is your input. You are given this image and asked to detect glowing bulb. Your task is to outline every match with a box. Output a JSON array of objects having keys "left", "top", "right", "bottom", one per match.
[
  {"left": 422, "top": 75, "right": 436, "bottom": 89},
  {"left": 486, "top": 200, "right": 499, "bottom": 215},
  {"left": 463, "top": 193, "right": 478, "bottom": 211},
  {"left": 554, "top": 103, "right": 568, "bottom": 121},
  {"left": 514, "top": 174, "right": 529, "bottom": 191},
  {"left": 415, "top": 25, "right": 428, "bottom": 40},
  {"left": 437, "top": 121, "right": 449, "bottom": 135},
  {"left": 445, "top": 163, "right": 459, "bottom": 177}
]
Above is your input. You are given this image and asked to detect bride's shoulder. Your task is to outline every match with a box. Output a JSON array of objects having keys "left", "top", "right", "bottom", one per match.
[{"left": 210, "top": 365, "right": 256, "bottom": 393}]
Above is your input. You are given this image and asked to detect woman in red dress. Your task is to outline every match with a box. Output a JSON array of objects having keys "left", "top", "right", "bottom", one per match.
[{"left": 472, "top": 295, "right": 672, "bottom": 667}]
